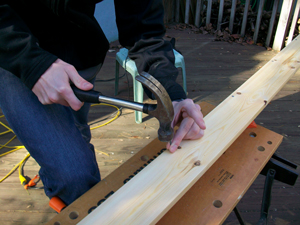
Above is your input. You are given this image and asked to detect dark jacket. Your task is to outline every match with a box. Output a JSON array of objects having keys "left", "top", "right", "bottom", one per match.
[{"left": 0, "top": 0, "right": 186, "bottom": 101}]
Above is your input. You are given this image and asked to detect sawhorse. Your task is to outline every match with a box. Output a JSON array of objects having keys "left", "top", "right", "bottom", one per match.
[
  {"left": 47, "top": 102, "right": 298, "bottom": 224},
  {"left": 234, "top": 153, "right": 298, "bottom": 225}
]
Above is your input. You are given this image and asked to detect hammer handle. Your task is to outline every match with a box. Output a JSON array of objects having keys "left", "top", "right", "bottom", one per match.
[
  {"left": 72, "top": 86, "right": 145, "bottom": 112},
  {"left": 72, "top": 86, "right": 101, "bottom": 103}
]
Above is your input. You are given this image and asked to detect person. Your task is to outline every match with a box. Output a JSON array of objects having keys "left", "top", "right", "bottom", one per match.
[{"left": 0, "top": 0, "right": 206, "bottom": 205}]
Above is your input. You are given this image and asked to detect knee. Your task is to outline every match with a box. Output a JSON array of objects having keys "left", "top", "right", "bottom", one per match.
[{"left": 42, "top": 165, "right": 101, "bottom": 205}]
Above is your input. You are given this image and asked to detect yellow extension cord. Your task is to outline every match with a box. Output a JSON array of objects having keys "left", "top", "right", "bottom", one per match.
[
  {"left": 90, "top": 103, "right": 121, "bottom": 130},
  {"left": 0, "top": 103, "right": 121, "bottom": 183},
  {"left": 0, "top": 115, "right": 26, "bottom": 183}
]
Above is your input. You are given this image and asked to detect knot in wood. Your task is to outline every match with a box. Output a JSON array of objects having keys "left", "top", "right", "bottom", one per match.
[{"left": 194, "top": 160, "right": 201, "bottom": 166}]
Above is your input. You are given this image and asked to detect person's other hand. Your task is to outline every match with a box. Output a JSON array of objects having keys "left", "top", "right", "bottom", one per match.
[
  {"left": 32, "top": 59, "right": 93, "bottom": 111},
  {"left": 166, "top": 99, "right": 206, "bottom": 153}
]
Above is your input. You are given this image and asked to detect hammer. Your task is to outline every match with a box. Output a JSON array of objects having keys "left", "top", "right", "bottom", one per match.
[{"left": 72, "top": 72, "right": 174, "bottom": 142}]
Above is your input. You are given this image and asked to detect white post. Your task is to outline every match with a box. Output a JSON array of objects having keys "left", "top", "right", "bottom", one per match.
[
  {"left": 287, "top": 0, "right": 300, "bottom": 45},
  {"left": 265, "top": 0, "right": 280, "bottom": 47},
  {"left": 195, "top": 0, "right": 202, "bottom": 27},
  {"left": 206, "top": 0, "right": 212, "bottom": 25},
  {"left": 273, "top": 0, "right": 294, "bottom": 51},
  {"left": 253, "top": 0, "right": 265, "bottom": 43},
  {"left": 185, "top": 0, "right": 191, "bottom": 24},
  {"left": 229, "top": 0, "right": 237, "bottom": 32},
  {"left": 241, "top": 0, "right": 250, "bottom": 37},
  {"left": 217, "top": 0, "right": 225, "bottom": 30}
]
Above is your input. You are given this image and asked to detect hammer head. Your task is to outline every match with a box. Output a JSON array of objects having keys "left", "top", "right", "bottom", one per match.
[{"left": 136, "top": 72, "right": 174, "bottom": 142}]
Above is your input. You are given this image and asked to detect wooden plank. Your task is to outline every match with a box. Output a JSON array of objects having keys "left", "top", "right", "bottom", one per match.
[
  {"left": 241, "top": 0, "right": 250, "bottom": 37},
  {"left": 273, "top": 0, "right": 294, "bottom": 51},
  {"left": 157, "top": 126, "right": 283, "bottom": 225},
  {"left": 253, "top": 0, "right": 265, "bottom": 43},
  {"left": 265, "top": 0, "right": 280, "bottom": 47},
  {"left": 46, "top": 103, "right": 215, "bottom": 225},
  {"left": 46, "top": 104, "right": 283, "bottom": 225},
  {"left": 217, "top": 0, "right": 225, "bottom": 31},
  {"left": 77, "top": 36, "right": 300, "bottom": 225},
  {"left": 229, "top": 0, "right": 237, "bottom": 32},
  {"left": 287, "top": 0, "right": 300, "bottom": 45}
]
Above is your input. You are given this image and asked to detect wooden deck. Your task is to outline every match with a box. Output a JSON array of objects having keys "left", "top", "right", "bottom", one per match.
[{"left": 0, "top": 26, "right": 299, "bottom": 225}]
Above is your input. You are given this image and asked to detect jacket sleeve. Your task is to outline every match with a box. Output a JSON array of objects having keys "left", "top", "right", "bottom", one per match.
[
  {"left": 114, "top": 0, "right": 186, "bottom": 101},
  {"left": 0, "top": 4, "right": 58, "bottom": 89}
]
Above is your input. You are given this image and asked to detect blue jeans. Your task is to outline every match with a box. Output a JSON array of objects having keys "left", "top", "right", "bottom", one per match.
[{"left": 0, "top": 66, "right": 102, "bottom": 205}]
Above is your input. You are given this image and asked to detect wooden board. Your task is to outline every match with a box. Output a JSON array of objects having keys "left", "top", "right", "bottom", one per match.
[
  {"left": 46, "top": 103, "right": 215, "bottom": 225},
  {"left": 47, "top": 103, "right": 282, "bottom": 225},
  {"left": 157, "top": 125, "right": 282, "bottom": 225},
  {"left": 76, "top": 35, "right": 300, "bottom": 225}
]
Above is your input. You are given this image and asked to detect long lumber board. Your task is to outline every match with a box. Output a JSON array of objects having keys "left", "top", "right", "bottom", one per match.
[
  {"left": 47, "top": 103, "right": 214, "bottom": 224},
  {"left": 47, "top": 103, "right": 282, "bottom": 224},
  {"left": 78, "top": 36, "right": 300, "bottom": 225},
  {"left": 157, "top": 125, "right": 282, "bottom": 224}
]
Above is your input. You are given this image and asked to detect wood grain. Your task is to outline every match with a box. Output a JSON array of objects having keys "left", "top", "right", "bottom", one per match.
[
  {"left": 78, "top": 36, "right": 300, "bottom": 225},
  {"left": 157, "top": 125, "right": 282, "bottom": 225}
]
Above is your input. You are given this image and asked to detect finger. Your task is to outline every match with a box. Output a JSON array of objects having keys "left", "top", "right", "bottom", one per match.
[
  {"left": 53, "top": 84, "right": 83, "bottom": 111},
  {"left": 51, "top": 98, "right": 70, "bottom": 107},
  {"left": 33, "top": 87, "right": 47, "bottom": 105},
  {"left": 181, "top": 101, "right": 206, "bottom": 130},
  {"left": 183, "top": 122, "right": 200, "bottom": 140},
  {"left": 168, "top": 117, "right": 194, "bottom": 153},
  {"left": 35, "top": 87, "right": 70, "bottom": 107},
  {"left": 46, "top": 87, "right": 73, "bottom": 107},
  {"left": 67, "top": 66, "right": 93, "bottom": 91},
  {"left": 33, "top": 81, "right": 52, "bottom": 105},
  {"left": 53, "top": 68, "right": 88, "bottom": 110},
  {"left": 166, "top": 141, "right": 171, "bottom": 151},
  {"left": 183, "top": 122, "right": 205, "bottom": 140},
  {"left": 64, "top": 92, "right": 84, "bottom": 111},
  {"left": 65, "top": 67, "right": 93, "bottom": 110},
  {"left": 195, "top": 104, "right": 201, "bottom": 111}
]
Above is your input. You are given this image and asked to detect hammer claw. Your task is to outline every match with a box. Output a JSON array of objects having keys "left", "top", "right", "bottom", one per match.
[{"left": 135, "top": 72, "right": 163, "bottom": 97}]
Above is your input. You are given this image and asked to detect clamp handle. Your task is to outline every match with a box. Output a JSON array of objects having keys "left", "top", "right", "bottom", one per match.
[{"left": 49, "top": 196, "right": 67, "bottom": 213}]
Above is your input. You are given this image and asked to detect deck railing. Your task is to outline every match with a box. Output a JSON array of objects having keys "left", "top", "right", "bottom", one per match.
[{"left": 163, "top": 0, "right": 300, "bottom": 51}]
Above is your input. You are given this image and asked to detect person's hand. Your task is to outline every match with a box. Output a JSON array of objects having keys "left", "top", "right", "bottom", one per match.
[
  {"left": 166, "top": 99, "right": 206, "bottom": 153},
  {"left": 32, "top": 59, "right": 93, "bottom": 111}
]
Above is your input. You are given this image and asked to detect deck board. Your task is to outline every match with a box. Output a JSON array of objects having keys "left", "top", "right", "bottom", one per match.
[{"left": 0, "top": 25, "right": 299, "bottom": 224}]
